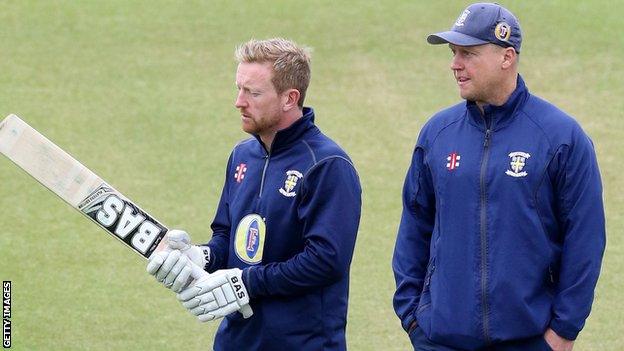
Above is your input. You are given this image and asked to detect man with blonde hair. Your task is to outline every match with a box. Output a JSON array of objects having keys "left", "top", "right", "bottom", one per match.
[{"left": 148, "top": 38, "right": 362, "bottom": 350}]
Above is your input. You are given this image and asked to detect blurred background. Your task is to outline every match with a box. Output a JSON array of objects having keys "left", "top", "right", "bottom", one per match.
[{"left": 1, "top": 1, "right": 622, "bottom": 349}]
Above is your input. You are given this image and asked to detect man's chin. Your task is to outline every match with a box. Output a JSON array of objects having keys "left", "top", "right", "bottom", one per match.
[
  {"left": 241, "top": 120, "right": 256, "bottom": 134},
  {"left": 241, "top": 126, "right": 256, "bottom": 134},
  {"left": 459, "top": 90, "right": 475, "bottom": 101}
]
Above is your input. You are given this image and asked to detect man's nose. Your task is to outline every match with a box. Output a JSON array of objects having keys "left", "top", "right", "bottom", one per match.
[
  {"left": 450, "top": 55, "right": 463, "bottom": 71},
  {"left": 235, "top": 91, "right": 247, "bottom": 108}
]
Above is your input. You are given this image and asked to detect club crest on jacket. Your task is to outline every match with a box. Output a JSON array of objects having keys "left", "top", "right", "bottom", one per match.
[
  {"left": 279, "top": 170, "right": 303, "bottom": 197},
  {"left": 505, "top": 151, "right": 530, "bottom": 177}
]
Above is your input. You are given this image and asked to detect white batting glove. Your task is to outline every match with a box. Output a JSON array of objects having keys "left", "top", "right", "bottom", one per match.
[
  {"left": 146, "top": 229, "right": 211, "bottom": 292},
  {"left": 176, "top": 268, "right": 253, "bottom": 322}
]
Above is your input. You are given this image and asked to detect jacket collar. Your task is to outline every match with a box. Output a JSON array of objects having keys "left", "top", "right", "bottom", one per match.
[
  {"left": 253, "top": 107, "right": 319, "bottom": 154},
  {"left": 466, "top": 74, "right": 529, "bottom": 130}
]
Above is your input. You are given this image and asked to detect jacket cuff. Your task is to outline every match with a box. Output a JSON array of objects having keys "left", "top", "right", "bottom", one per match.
[
  {"left": 204, "top": 243, "right": 219, "bottom": 273},
  {"left": 242, "top": 266, "right": 256, "bottom": 299},
  {"left": 199, "top": 245, "right": 212, "bottom": 272},
  {"left": 549, "top": 319, "right": 580, "bottom": 341}
]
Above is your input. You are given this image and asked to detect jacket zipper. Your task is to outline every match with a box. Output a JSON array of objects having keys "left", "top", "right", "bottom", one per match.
[
  {"left": 259, "top": 152, "right": 270, "bottom": 198},
  {"left": 480, "top": 125, "right": 492, "bottom": 343}
]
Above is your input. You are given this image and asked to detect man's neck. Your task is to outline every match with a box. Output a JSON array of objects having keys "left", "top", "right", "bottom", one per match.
[
  {"left": 476, "top": 75, "right": 518, "bottom": 113},
  {"left": 259, "top": 108, "right": 304, "bottom": 150}
]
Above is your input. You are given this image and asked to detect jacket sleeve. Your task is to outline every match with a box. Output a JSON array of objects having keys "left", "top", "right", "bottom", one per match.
[
  {"left": 204, "top": 152, "right": 234, "bottom": 272},
  {"left": 243, "top": 157, "right": 361, "bottom": 297},
  {"left": 548, "top": 128, "right": 606, "bottom": 340},
  {"left": 392, "top": 145, "right": 436, "bottom": 332}
]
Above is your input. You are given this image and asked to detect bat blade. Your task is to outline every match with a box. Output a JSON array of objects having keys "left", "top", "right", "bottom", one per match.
[{"left": 0, "top": 114, "right": 167, "bottom": 259}]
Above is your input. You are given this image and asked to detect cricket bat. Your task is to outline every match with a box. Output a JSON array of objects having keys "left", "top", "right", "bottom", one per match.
[
  {"left": 0, "top": 114, "right": 200, "bottom": 271},
  {"left": 0, "top": 114, "right": 253, "bottom": 319}
]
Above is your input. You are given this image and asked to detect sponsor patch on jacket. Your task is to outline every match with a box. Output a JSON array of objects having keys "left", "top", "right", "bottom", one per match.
[
  {"left": 506, "top": 151, "right": 530, "bottom": 177},
  {"left": 234, "top": 163, "right": 247, "bottom": 183},
  {"left": 446, "top": 152, "right": 461, "bottom": 171},
  {"left": 279, "top": 170, "right": 303, "bottom": 197},
  {"left": 234, "top": 214, "right": 266, "bottom": 264}
]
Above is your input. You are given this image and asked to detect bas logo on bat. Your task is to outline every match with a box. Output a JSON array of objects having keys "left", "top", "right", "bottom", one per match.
[{"left": 78, "top": 185, "right": 166, "bottom": 256}]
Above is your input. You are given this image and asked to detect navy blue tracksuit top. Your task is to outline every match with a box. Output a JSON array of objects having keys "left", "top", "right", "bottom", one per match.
[
  {"left": 393, "top": 76, "right": 605, "bottom": 350},
  {"left": 204, "top": 107, "right": 361, "bottom": 350}
]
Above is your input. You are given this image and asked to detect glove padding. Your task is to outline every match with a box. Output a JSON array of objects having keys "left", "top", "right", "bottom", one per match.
[
  {"left": 176, "top": 268, "right": 252, "bottom": 322},
  {"left": 146, "top": 229, "right": 210, "bottom": 292}
]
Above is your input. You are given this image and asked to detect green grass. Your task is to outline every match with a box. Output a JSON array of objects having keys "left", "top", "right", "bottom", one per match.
[{"left": 1, "top": 1, "right": 622, "bottom": 350}]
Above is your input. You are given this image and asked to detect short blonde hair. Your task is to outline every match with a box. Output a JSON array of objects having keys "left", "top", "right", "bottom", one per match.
[{"left": 235, "top": 38, "right": 311, "bottom": 108}]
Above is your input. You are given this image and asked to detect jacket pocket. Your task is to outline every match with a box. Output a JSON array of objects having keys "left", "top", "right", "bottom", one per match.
[
  {"left": 546, "top": 264, "right": 559, "bottom": 297},
  {"left": 417, "top": 256, "right": 436, "bottom": 313},
  {"left": 423, "top": 257, "right": 436, "bottom": 292},
  {"left": 423, "top": 226, "right": 441, "bottom": 294}
]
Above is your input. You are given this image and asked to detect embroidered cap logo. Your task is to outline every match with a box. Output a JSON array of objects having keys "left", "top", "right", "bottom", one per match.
[
  {"left": 455, "top": 9, "right": 470, "bottom": 26},
  {"left": 495, "top": 22, "right": 512, "bottom": 42}
]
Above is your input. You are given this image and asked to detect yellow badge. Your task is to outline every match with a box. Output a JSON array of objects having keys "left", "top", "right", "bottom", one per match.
[
  {"left": 495, "top": 22, "right": 511, "bottom": 41},
  {"left": 234, "top": 214, "right": 266, "bottom": 264}
]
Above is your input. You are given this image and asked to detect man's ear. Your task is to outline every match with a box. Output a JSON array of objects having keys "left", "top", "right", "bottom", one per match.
[
  {"left": 501, "top": 47, "right": 517, "bottom": 69},
  {"left": 282, "top": 89, "right": 301, "bottom": 111}
]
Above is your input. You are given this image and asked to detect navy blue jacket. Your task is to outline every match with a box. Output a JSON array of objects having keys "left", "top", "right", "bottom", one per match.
[
  {"left": 393, "top": 76, "right": 605, "bottom": 350},
  {"left": 205, "top": 108, "right": 361, "bottom": 351}
]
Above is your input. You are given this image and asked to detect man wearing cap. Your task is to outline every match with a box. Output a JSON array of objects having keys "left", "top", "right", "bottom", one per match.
[{"left": 392, "top": 3, "right": 605, "bottom": 351}]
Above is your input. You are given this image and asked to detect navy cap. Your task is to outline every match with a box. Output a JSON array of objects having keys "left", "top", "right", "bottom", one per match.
[{"left": 427, "top": 3, "right": 522, "bottom": 53}]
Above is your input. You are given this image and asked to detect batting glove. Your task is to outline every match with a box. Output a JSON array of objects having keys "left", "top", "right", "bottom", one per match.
[
  {"left": 146, "top": 229, "right": 211, "bottom": 292},
  {"left": 176, "top": 268, "right": 253, "bottom": 321}
]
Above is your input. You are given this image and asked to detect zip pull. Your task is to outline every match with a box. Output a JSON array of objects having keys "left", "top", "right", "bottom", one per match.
[{"left": 484, "top": 129, "right": 491, "bottom": 147}]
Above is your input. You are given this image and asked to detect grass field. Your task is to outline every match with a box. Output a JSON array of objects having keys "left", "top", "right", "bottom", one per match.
[{"left": 1, "top": 1, "right": 622, "bottom": 350}]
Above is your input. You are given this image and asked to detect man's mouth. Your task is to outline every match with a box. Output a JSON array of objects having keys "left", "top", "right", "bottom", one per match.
[{"left": 455, "top": 76, "right": 471, "bottom": 88}]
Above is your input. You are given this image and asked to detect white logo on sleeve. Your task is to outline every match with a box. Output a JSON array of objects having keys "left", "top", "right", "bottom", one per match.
[{"left": 506, "top": 151, "right": 530, "bottom": 177}]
